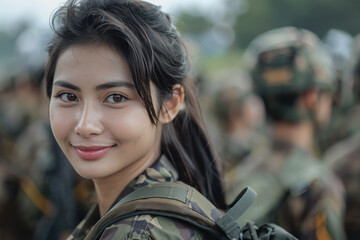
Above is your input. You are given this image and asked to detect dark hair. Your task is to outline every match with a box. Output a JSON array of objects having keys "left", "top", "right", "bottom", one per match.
[{"left": 45, "top": 0, "right": 226, "bottom": 209}]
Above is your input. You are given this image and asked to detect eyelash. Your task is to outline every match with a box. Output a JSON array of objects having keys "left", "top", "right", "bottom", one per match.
[
  {"left": 54, "top": 92, "right": 78, "bottom": 103},
  {"left": 54, "top": 92, "right": 128, "bottom": 104},
  {"left": 104, "top": 93, "right": 128, "bottom": 104},
  {"left": 55, "top": 92, "right": 128, "bottom": 104}
]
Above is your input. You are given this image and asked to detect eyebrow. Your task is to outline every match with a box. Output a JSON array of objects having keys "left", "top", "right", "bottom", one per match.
[
  {"left": 95, "top": 81, "right": 136, "bottom": 90},
  {"left": 53, "top": 80, "right": 136, "bottom": 91},
  {"left": 53, "top": 81, "right": 80, "bottom": 91}
]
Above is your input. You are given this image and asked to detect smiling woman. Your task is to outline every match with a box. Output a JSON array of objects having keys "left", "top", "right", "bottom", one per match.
[
  {"left": 44, "top": 0, "right": 227, "bottom": 239},
  {"left": 50, "top": 44, "right": 163, "bottom": 187}
]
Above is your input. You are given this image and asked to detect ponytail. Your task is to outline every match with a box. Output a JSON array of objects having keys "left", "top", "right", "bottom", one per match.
[{"left": 162, "top": 79, "right": 227, "bottom": 209}]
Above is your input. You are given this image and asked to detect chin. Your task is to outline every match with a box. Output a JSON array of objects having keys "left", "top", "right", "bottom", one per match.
[
  {"left": 75, "top": 169, "right": 108, "bottom": 180},
  {"left": 69, "top": 161, "right": 108, "bottom": 180}
]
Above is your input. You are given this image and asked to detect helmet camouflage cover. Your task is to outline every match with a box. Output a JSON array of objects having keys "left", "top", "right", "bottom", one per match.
[
  {"left": 351, "top": 34, "right": 360, "bottom": 100},
  {"left": 245, "top": 26, "right": 336, "bottom": 97}
]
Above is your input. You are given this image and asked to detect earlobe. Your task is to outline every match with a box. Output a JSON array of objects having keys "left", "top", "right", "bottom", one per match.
[{"left": 159, "top": 84, "right": 185, "bottom": 124}]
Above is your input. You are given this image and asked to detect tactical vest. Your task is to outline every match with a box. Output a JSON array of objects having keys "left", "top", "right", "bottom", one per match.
[{"left": 79, "top": 182, "right": 297, "bottom": 240}]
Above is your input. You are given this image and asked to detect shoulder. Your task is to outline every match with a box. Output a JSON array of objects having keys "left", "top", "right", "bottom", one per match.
[
  {"left": 324, "top": 132, "right": 360, "bottom": 169},
  {"left": 99, "top": 214, "right": 205, "bottom": 240}
]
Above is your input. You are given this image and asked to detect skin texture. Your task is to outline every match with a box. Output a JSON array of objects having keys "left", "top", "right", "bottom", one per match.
[{"left": 49, "top": 44, "right": 184, "bottom": 216}]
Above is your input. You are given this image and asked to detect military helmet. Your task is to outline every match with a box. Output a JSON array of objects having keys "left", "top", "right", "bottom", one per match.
[
  {"left": 244, "top": 27, "right": 336, "bottom": 97},
  {"left": 352, "top": 33, "right": 360, "bottom": 68},
  {"left": 351, "top": 33, "right": 360, "bottom": 101}
]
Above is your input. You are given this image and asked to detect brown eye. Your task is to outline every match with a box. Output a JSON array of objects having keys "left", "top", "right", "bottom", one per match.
[
  {"left": 59, "top": 93, "right": 78, "bottom": 102},
  {"left": 105, "top": 94, "right": 127, "bottom": 104}
]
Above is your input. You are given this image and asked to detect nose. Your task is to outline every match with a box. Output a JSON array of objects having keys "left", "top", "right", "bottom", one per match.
[{"left": 74, "top": 103, "right": 104, "bottom": 137}]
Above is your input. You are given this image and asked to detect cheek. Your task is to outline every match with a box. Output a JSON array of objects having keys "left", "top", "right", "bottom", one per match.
[
  {"left": 105, "top": 106, "right": 155, "bottom": 140},
  {"left": 49, "top": 103, "right": 75, "bottom": 143}
]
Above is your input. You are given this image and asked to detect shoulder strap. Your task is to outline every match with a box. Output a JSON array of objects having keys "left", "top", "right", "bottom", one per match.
[
  {"left": 217, "top": 187, "right": 257, "bottom": 239},
  {"left": 85, "top": 182, "right": 256, "bottom": 240}
]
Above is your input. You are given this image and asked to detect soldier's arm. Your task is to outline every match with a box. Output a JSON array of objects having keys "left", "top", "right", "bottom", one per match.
[{"left": 282, "top": 179, "right": 346, "bottom": 240}]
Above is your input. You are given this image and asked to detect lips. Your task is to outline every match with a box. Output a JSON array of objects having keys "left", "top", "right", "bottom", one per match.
[{"left": 73, "top": 145, "right": 114, "bottom": 160}]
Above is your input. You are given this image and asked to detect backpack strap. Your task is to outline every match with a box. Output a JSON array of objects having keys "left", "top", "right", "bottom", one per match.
[
  {"left": 85, "top": 182, "right": 256, "bottom": 240},
  {"left": 216, "top": 187, "right": 257, "bottom": 240}
]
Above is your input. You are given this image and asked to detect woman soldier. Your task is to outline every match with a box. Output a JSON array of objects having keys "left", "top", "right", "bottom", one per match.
[{"left": 45, "top": 0, "right": 227, "bottom": 239}]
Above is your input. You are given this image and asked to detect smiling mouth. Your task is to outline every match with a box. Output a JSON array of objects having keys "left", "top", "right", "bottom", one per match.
[{"left": 72, "top": 145, "right": 115, "bottom": 160}]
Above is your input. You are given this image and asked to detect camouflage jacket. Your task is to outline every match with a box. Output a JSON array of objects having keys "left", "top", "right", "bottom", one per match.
[
  {"left": 317, "top": 105, "right": 360, "bottom": 153},
  {"left": 67, "top": 155, "right": 207, "bottom": 240},
  {"left": 226, "top": 140, "right": 346, "bottom": 240},
  {"left": 324, "top": 132, "right": 360, "bottom": 239}
]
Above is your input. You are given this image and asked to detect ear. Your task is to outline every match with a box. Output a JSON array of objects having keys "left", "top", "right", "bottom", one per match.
[
  {"left": 159, "top": 84, "right": 185, "bottom": 124},
  {"left": 302, "top": 89, "right": 318, "bottom": 110}
]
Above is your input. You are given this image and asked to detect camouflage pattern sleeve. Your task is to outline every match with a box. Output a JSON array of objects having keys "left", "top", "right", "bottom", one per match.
[
  {"left": 226, "top": 145, "right": 346, "bottom": 240},
  {"left": 278, "top": 176, "right": 346, "bottom": 240},
  {"left": 99, "top": 215, "right": 205, "bottom": 240},
  {"left": 324, "top": 132, "right": 360, "bottom": 239},
  {"left": 276, "top": 149, "right": 346, "bottom": 240}
]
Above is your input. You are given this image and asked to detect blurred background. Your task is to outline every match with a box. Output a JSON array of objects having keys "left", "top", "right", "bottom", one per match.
[{"left": 0, "top": 0, "right": 359, "bottom": 239}]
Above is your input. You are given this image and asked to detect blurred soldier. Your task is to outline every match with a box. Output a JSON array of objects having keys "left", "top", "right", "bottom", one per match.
[
  {"left": 316, "top": 29, "right": 354, "bottom": 152},
  {"left": 14, "top": 118, "right": 94, "bottom": 240},
  {"left": 212, "top": 78, "right": 268, "bottom": 169},
  {"left": 0, "top": 156, "right": 32, "bottom": 239},
  {"left": 226, "top": 27, "right": 346, "bottom": 239},
  {"left": 324, "top": 33, "right": 360, "bottom": 240},
  {"left": 0, "top": 70, "right": 42, "bottom": 162},
  {"left": 323, "top": 29, "right": 353, "bottom": 108}
]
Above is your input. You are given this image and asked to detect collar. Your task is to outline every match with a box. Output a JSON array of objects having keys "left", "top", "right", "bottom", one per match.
[
  {"left": 76, "top": 155, "right": 178, "bottom": 234},
  {"left": 109, "top": 154, "right": 178, "bottom": 209}
]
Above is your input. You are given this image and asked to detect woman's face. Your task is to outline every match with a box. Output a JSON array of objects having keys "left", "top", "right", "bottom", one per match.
[{"left": 49, "top": 44, "right": 162, "bottom": 180}]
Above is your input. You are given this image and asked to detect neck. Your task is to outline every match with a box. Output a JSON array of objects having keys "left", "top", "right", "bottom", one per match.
[
  {"left": 93, "top": 149, "right": 160, "bottom": 217},
  {"left": 272, "top": 120, "right": 314, "bottom": 154}
]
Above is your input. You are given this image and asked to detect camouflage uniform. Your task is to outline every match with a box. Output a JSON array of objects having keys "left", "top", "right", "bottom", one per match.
[
  {"left": 322, "top": 34, "right": 360, "bottom": 240},
  {"left": 226, "top": 140, "right": 345, "bottom": 240},
  {"left": 316, "top": 30, "right": 355, "bottom": 153},
  {"left": 226, "top": 27, "right": 346, "bottom": 239},
  {"left": 67, "top": 155, "right": 208, "bottom": 239},
  {"left": 324, "top": 133, "right": 360, "bottom": 240},
  {"left": 0, "top": 157, "right": 34, "bottom": 239}
]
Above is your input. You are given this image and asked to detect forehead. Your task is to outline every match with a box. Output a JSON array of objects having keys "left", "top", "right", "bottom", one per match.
[
  {"left": 54, "top": 44, "right": 132, "bottom": 84},
  {"left": 57, "top": 44, "right": 127, "bottom": 68}
]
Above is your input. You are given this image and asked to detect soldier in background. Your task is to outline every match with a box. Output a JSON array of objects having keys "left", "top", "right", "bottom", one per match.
[
  {"left": 0, "top": 156, "right": 33, "bottom": 239},
  {"left": 316, "top": 29, "right": 354, "bottom": 153},
  {"left": 0, "top": 69, "right": 44, "bottom": 162},
  {"left": 0, "top": 68, "right": 47, "bottom": 239},
  {"left": 14, "top": 116, "right": 94, "bottom": 240},
  {"left": 323, "top": 33, "right": 360, "bottom": 240},
  {"left": 226, "top": 27, "right": 346, "bottom": 239},
  {"left": 211, "top": 79, "right": 268, "bottom": 170}
]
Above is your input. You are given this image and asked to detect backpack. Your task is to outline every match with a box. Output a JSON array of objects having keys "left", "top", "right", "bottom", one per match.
[{"left": 84, "top": 182, "right": 297, "bottom": 240}]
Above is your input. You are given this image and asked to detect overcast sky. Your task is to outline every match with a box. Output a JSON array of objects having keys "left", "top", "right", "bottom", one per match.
[{"left": 0, "top": 0, "right": 223, "bottom": 30}]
